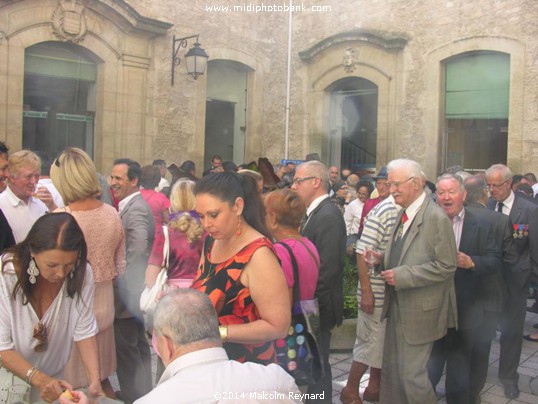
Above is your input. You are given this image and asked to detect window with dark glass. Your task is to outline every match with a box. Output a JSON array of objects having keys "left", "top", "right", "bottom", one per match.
[
  {"left": 444, "top": 51, "right": 509, "bottom": 171},
  {"left": 23, "top": 41, "right": 97, "bottom": 159}
]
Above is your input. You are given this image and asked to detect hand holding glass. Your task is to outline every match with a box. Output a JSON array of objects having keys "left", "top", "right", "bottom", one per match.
[{"left": 364, "top": 246, "right": 380, "bottom": 275}]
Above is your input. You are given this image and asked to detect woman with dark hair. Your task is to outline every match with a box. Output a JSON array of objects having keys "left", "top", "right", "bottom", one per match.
[
  {"left": 264, "top": 188, "right": 320, "bottom": 302},
  {"left": 140, "top": 165, "right": 170, "bottom": 226},
  {"left": 191, "top": 172, "right": 290, "bottom": 365},
  {"left": 0, "top": 213, "right": 101, "bottom": 403}
]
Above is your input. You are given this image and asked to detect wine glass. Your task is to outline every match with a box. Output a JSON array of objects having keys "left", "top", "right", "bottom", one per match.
[{"left": 364, "top": 245, "right": 379, "bottom": 275}]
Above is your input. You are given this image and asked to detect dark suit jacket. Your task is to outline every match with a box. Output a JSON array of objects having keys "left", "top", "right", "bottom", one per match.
[
  {"left": 0, "top": 210, "right": 15, "bottom": 253},
  {"left": 301, "top": 196, "right": 346, "bottom": 330},
  {"left": 114, "top": 193, "right": 155, "bottom": 319},
  {"left": 487, "top": 193, "right": 538, "bottom": 281},
  {"left": 383, "top": 196, "right": 457, "bottom": 344},
  {"left": 455, "top": 208, "right": 502, "bottom": 329},
  {"left": 467, "top": 204, "right": 517, "bottom": 312}
]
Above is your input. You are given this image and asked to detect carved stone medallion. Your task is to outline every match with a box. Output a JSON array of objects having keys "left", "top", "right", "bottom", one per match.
[{"left": 51, "top": 0, "right": 87, "bottom": 43}]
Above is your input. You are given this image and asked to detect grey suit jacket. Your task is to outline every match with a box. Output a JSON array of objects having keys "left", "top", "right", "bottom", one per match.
[
  {"left": 383, "top": 195, "right": 457, "bottom": 345},
  {"left": 114, "top": 193, "right": 155, "bottom": 319}
]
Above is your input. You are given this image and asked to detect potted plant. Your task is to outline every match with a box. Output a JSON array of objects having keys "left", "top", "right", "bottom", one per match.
[{"left": 331, "top": 256, "right": 358, "bottom": 351}]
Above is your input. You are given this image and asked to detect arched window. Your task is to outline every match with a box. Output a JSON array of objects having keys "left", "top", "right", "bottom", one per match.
[
  {"left": 444, "top": 51, "right": 509, "bottom": 170},
  {"left": 23, "top": 41, "right": 98, "bottom": 160},
  {"left": 328, "top": 77, "right": 378, "bottom": 171},
  {"left": 205, "top": 60, "right": 252, "bottom": 168}
]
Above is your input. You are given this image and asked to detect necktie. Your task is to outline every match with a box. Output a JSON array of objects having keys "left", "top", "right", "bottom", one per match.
[
  {"left": 396, "top": 210, "right": 408, "bottom": 239},
  {"left": 497, "top": 202, "right": 504, "bottom": 213},
  {"left": 401, "top": 210, "right": 408, "bottom": 224},
  {"left": 300, "top": 213, "right": 309, "bottom": 233}
]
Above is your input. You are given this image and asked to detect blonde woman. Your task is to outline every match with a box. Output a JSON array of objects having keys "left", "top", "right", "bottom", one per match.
[
  {"left": 50, "top": 147, "right": 126, "bottom": 398},
  {"left": 145, "top": 179, "right": 204, "bottom": 290}
]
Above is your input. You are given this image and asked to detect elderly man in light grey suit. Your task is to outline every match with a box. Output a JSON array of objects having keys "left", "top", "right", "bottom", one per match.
[
  {"left": 111, "top": 158, "right": 155, "bottom": 404},
  {"left": 379, "top": 159, "right": 457, "bottom": 404}
]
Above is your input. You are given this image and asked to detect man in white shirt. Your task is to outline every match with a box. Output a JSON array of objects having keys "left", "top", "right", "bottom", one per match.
[
  {"left": 152, "top": 159, "right": 170, "bottom": 192},
  {"left": 134, "top": 289, "right": 302, "bottom": 404},
  {"left": 0, "top": 150, "right": 56, "bottom": 242}
]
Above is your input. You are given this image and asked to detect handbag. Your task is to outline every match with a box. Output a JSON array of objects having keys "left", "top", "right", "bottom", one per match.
[
  {"left": 275, "top": 241, "right": 324, "bottom": 386},
  {"left": 140, "top": 225, "right": 169, "bottom": 315},
  {"left": 0, "top": 367, "right": 30, "bottom": 403}
]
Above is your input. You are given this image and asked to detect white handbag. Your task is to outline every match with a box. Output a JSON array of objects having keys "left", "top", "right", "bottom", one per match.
[{"left": 140, "top": 225, "right": 169, "bottom": 315}]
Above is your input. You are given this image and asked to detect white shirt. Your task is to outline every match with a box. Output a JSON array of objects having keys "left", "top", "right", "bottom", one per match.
[
  {"left": 38, "top": 178, "right": 65, "bottom": 208},
  {"left": 533, "top": 183, "right": 538, "bottom": 197},
  {"left": 451, "top": 208, "right": 465, "bottom": 250},
  {"left": 0, "top": 186, "right": 49, "bottom": 242},
  {"left": 344, "top": 198, "right": 364, "bottom": 235},
  {"left": 156, "top": 177, "right": 170, "bottom": 192},
  {"left": 134, "top": 347, "right": 302, "bottom": 404},
  {"left": 400, "top": 192, "right": 426, "bottom": 238},
  {"left": 497, "top": 191, "right": 515, "bottom": 216},
  {"left": 118, "top": 191, "right": 141, "bottom": 213},
  {"left": 0, "top": 257, "right": 98, "bottom": 401}
]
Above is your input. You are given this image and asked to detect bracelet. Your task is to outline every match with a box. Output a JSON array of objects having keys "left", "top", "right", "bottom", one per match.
[
  {"left": 25, "top": 366, "right": 38, "bottom": 384},
  {"left": 219, "top": 325, "right": 228, "bottom": 343}
]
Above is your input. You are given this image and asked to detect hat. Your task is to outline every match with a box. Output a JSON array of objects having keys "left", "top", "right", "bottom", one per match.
[{"left": 372, "top": 166, "right": 388, "bottom": 180}]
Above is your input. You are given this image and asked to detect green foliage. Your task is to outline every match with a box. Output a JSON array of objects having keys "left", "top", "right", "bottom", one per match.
[{"left": 342, "top": 256, "right": 358, "bottom": 319}]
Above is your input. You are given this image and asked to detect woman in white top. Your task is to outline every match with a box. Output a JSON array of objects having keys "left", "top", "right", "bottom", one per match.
[{"left": 0, "top": 212, "right": 101, "bottom": 403}]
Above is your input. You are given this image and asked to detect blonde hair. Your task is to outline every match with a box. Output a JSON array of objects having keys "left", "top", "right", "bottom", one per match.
[
  {"left": 9, "top": 150, "right": 41, "bottom": 176},
  {"left": 169, "top": 179, "right": 203, "bottom": 243},
  {"left": 50, "top": 147, "right": 100, "bottom": 205}
]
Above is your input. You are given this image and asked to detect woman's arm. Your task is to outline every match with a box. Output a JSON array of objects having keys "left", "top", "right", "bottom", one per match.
[
  {"left": 74, "top": 336, "right": 103, "bottom": 398},
  {"left": 145, "top": 263, "right": 162, "bottom": 288},
  {"left": 0, "top": 349, "right": 71, "bottom": 402},
  {"left": 227, "top": 247, "right": 291, "bottom": 344}
]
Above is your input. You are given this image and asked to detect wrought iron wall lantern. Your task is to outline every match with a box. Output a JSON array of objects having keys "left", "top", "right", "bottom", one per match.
[{"left": 171, "top": 34, "right": 209, "bottom": 85}]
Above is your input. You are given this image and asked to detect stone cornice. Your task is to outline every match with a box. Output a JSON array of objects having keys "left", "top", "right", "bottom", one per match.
[
  {"left": 299, "top": 30, "right": 408, "bottom": 62},
  {"left": 80, "top": 0, "right": 173, "bottom": 35}
]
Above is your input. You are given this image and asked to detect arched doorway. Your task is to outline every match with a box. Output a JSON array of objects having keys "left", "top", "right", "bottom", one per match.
[
  {"left": 328, "top": 77, "right": 378, "bottom": 171},
  {"left": 23, "top": 41, "right": 99, "bottom": 160},
  {"left": 204, "top": 60, "right": 253, "bottom": 168}
]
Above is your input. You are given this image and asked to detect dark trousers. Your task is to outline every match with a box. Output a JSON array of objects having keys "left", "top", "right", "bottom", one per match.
[
  {"left": 307, "top": 328, "right": 332, "bottom": 403},
  {"left": 429, "top": 328, "right": 475, "bottom": 404},
  {"left": 114, "top": 317, "right": 152, "bottom": 404},
  {"left": 469, "top": 311, "right": 498, "bottom": 403},
  {"left": 428, "top": 312, "right": 497, "bottom": 404},
  {"left": 498, "top": 270, "right": 530, "bottom": 386}
]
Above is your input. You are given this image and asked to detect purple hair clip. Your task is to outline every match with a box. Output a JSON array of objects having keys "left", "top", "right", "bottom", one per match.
[{"left": 169, "top": 210, "right": 200, "bottom": 222}]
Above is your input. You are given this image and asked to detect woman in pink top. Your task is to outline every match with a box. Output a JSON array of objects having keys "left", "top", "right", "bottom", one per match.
[
  {"left": 264, "top": 188, "right": 319, "bottom": 302},
  {"left": 51, "top": 148, "right": 125, "bottom": 398}
]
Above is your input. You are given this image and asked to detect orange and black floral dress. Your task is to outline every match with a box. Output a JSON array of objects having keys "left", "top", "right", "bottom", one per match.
[{"left": 191, "top": 236, "right": 277, "bottom": 365}]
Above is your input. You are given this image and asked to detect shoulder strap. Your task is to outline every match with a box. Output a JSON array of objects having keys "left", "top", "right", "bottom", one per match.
[
  {"left": 162, "top": 225, "right": 170, "bottom": 268},
  {"left": 294, "top": 238, "right": 320, "bottom": 268},
  {"left": 276, "top": 242, "right": 300, "bottom": 302}
]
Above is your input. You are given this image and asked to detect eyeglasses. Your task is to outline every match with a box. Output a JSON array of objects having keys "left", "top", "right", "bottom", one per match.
[
  {"left": 387, "top": 177, "right": 415, "bottom": 189},
  {"left": 292, "top": 176, "right": 317, "bottom": 185},
  {"left": 33, "top": 322, "right": 48, "bottom": 352},
  {"left": 486, "top": 179, "right": 509, "bottom": 190}
]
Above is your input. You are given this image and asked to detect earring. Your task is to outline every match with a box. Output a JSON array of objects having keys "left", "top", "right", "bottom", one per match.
[
  {"left": 27, "top": 258, "right": 39, "bottom": 284},
  {"left": 236, "top": 219, "right": 243, "bottom": 236},
  {"left": 69, "top": 270, "right": 74, "bottom": 279}
]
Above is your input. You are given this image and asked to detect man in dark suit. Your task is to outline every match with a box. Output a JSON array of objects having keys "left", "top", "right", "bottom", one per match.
[
  {"left": 429, "top": 174, "right": 501, "bottom": 404},
  {"left": 292, "top": 160, "right": 346, "bottom": 401},
  {"left": 463, "top": 174, "right": 518, "bottom": 402},
  {"left": 379, "top": 159, "right": 457, "bottom": 404},
  {"left": 485, "top": 163, "right": 538, "bottom": 399},
  {"left": 111, "top": 159, "right": 155, "bottom": 404}
]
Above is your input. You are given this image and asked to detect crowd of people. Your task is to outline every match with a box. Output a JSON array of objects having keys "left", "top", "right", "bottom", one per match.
[{"left": 0, "top": 141, "right": 537, "bottom": 404}]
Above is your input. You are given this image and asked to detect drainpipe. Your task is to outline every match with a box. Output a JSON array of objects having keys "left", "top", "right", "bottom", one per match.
[{"left": 284, "top": 0, "right": 293, "bottom": 159}]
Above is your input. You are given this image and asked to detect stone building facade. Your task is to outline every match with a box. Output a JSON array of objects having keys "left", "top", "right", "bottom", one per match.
[{"left": 0, "top": 0, "right": 536, "bottom": 178}]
